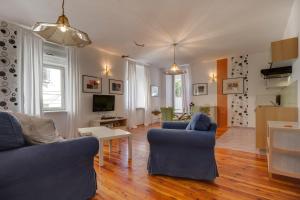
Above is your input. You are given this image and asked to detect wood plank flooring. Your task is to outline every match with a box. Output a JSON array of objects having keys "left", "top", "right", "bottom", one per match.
[{"left": 91, "top": 124, "right": 300, "bottom": 200}]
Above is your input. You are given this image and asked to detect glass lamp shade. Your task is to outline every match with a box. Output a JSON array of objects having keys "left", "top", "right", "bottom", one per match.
[
  {"left": 32, "top": 15, "right": 92, "bottom": 47},
  {"left": 164, "top": 63, "right": 186, "bottom": 75}
]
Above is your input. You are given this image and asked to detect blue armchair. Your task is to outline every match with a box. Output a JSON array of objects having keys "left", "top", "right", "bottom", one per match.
[
  {"left": 0, "top": 112, "right": 99, "bottom": 200},
  {"left": 147, "top": 121, "right": 218, "bottom": 181}
]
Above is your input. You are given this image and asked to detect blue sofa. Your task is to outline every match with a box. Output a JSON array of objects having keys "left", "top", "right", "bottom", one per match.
[
  {"left": 147, "top": 120, "right": 218, "bottom": 181},
  {"left": 0, "top": 112, "right": 99, "bottom": 200}
]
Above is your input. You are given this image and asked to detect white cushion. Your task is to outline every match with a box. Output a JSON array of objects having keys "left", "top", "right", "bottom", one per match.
[{"left": 12, "top": 112, "right": 64, "bottom": 144}]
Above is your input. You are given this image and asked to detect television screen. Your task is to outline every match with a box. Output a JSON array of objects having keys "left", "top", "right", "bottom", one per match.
[{"left": 93, "top": 95, "right": 115, "bottom": 112}]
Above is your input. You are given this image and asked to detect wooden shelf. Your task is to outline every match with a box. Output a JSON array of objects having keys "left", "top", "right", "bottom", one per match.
[
  {"left": 272, "top": 147, "right": 300, "bottom": 156},
  {"left": 267, "top": 121, "right": 300, "bottom": 180},
  {"left": 270, "top": 168, "right": 300, "bottom": 179},
  {"left": 90, "top": 117, "right": 127, "bottom": 129}
]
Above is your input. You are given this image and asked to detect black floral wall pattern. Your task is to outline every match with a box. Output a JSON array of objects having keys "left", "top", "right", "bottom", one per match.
[
  {"left": 0, "top": 20, "right": 19, "bottom": 111},
  {"left": 230, "top": 55, "right": 249, "bottom": 127}
]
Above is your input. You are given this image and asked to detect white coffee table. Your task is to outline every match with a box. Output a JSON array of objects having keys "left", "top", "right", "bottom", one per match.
[{"left": 78, "top": 126, "right": 132, "bottom": 167}]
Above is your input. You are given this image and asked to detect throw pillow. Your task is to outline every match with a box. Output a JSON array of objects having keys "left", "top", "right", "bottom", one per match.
[
  {"left": 0, "top": 111, "right": 25, "bottom": 151},
  {"left": 186, "top": 112, "right": 211, "bottom": 131},
  {"left": 12, "top": 112, "right": 64, "bottom": 145}
]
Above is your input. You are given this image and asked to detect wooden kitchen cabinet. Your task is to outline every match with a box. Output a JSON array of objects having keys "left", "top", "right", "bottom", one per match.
[
  {"left": 271, "top": 37, "right": 298, "bottom": 62},
  {"left": 256, "top": 106, "right": 298, "bottom": 149}
]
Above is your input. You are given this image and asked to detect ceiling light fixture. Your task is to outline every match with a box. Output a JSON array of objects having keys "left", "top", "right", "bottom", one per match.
[
  {"left": 32, "top": 0, "right": 91, "bottom": 47},
  {"left": 164, "top": 43, "right": 186, "bottom": 75}
]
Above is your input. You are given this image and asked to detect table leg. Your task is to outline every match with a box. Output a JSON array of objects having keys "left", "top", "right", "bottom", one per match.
[
  {"left": 109, "top": 140, "right": 112, "bottom": 154},
  {"left": 99, "top": 139, "right": 104, "bottom": 167},
  {"left": 128, "top": 136, "right": 132, "bottom": 160}
]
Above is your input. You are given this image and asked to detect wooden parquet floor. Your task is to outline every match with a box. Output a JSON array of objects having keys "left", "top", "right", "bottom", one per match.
[{"left": 91, "top": 124, "right": 300, "bottom": 200}]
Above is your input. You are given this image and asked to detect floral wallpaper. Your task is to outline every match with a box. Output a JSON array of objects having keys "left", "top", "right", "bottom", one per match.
[
  {"left": 230, "top": 55, "right": 249, "bottom": 127},
  {"left": 0, "top": 20, "right": 19, "bottom": 111}
]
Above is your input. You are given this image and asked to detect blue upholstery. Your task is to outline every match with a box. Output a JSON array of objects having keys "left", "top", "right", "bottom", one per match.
[
  {"left": 0, "top": 112, "right": 99, "bottom": 200},
  {"left": 147, "top": 121, "right": 218, "bottom": 181},
  {"left": 186, "top": 112, "right": 211, "bottom": 131},
  {"left": 162, "top": 121, "right": 190, "bottom": 129},
  {"left": 0, "top": 112, "right": 25, "bottom": 151}
]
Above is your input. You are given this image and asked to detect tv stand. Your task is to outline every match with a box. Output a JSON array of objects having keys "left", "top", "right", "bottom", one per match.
[
  {"left": 90, "top": 117, "right": 127, "bottom": 130},
  {"left": 101, "top": 116, "right": 116, "bottom": 120}
]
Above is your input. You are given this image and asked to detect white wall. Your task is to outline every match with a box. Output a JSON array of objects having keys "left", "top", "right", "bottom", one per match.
[
  {"left": 77, "top": 47, "right": 127, "bottom": 128},
  {"left": 189, "top": 52, "right": 280, "bottom": 128},
  {"left": 136, "top": 66, "right": 162, "bottom": 125},
  {"left": 227, "top": 52, "right": 281, "bottom": 128},
  {"left": 190, "top": 59, "right": 217, "bottom": 106},
  {"left": 150, "top": 67, "right": 162, "bottom": 123},
  {"left": 45, "top": 47, "right": 127, "bottom": 133},
  {"left": 46, "top": 47, "right": 162, "bottom": 133},
  {"left": 283, "top": 0, "right": 300, "bottom": 121}
]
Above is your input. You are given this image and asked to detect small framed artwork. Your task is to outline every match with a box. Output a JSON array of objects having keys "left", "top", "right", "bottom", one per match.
[
  {"left": 223, "top": 77, "right": 245, "bottom": 94},
  {"left": 151, "top": 85, "right": 159, "bottom": 97},
  {"left": 193, "top": 83, "right": 208, "bottom": 96},
  {"left": 82, "top": 75, "right": 102, "bottom": 93},
  {"left": 109, "top": 79, "right": 124, "bottom": 95}
]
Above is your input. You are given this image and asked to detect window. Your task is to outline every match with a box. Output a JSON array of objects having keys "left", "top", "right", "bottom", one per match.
[
  {"left": 174, "top": 75, "right": 183, "bottom": 113},
  {"left": 136, "top": 64, "right": 146, "bottom": 108},
  {"left": 42, "top": 65, "right": 65, "bottom": 111},
  {"left": 42, "top": 43, "right": 67, "bottom": 111}
]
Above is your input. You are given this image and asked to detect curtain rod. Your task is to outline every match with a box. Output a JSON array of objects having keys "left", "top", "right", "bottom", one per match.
[{"left": 123, "top": 57, "right": 151, "bottom": 67}]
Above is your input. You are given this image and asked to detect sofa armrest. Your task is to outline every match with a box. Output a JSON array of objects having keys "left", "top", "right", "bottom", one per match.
[
  {"left": 147, "top": 128, "right": 215, "bottom": 148},
  {"left": 0, "top": 137, "right": 99, "bottom": 185},
  {"left": 162, "top": 121, "right": 189, "bottom": 129},
  {"left": 209, "top": 123, "right": 218, "bottom": 132}
]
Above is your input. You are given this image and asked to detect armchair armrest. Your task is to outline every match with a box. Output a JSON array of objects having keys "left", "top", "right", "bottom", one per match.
[
  {"left": 147, "top": 128, "right": 215, "bottom": 148},
  {"left": 162, "top": 121, "right": 190, "bottom": 129},
  {"left": 0, "top": 137, "right": 99, "bottom": 185}
]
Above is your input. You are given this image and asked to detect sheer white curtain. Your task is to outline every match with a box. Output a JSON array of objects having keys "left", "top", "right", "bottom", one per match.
[
  {"left": 144, "top": 66, "right": 151, "bottom": 126},
  {"left": 65, "top": 47, "right": 80, "bottom": 138},
  {"left": 182, "top": 66, "right": 192, "bottom": 113},
  {"left": 126, "top": 60, "right": 137, "bottom": 129},
  {"left": 18, "top": 28, "right": 43, "bottom": 116}
]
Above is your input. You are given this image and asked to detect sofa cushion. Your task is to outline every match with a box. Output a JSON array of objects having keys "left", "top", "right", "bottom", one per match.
[
  {"left": 186, "top": 112, "right": 211, "bottom": 131},
  {"left": 12, "top": 112, "right": 64, "bottom": 145},
  {"left": 0, "top": 111, "right": 25, "bottom": 151}
]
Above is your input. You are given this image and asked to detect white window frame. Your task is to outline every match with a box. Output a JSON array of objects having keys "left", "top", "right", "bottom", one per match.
[
  {"left": 173, "top": 74, "right": 183, "bottom": 114},
  {"left": 42, "top": 64, "right": 66, "bottom": 112}
]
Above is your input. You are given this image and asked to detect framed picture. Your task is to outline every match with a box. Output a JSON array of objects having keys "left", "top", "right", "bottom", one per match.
[
  {"left": 223, "top": 77, "right": 245, "bottom": 94},
  {"left": 151, "top": 85, "right": 159, "bottom": 97},
  {"left": 82, "top": 75, "right": 102, "bottom": 93},
  {"left": 193, "top": 83, "right": 208, "bottom": 96},
  {"left": 109, "top": 79, "right": 123, "bottom": 95}
]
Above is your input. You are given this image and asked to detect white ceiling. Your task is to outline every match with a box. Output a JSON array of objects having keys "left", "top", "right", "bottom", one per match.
[{"left": 0, "top": 0, "right": 294, "bottom": 68}]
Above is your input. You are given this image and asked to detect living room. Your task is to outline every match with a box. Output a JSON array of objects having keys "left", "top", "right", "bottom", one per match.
[{"left": 1, "top": 0, "right": 300, "bottom": 200}]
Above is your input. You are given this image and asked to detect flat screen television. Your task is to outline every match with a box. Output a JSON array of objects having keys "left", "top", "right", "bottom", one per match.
[{"left": 93, "top": 95, "right": 115, "bottom": 112}]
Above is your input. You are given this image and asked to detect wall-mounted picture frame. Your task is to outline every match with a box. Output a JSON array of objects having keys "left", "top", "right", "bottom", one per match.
[
  {"left": 82, "top": 75, "right": 102, "bottom": 93},
  {"left": 222, "top": 77, "right": 245, "bottom": 94},
  {"left": 151, "top": 85, "right": 159, "bottom": 97},
  {"left": 193, "top": 83, "right": 208, "bottom": 96},
  {"left": 109, "top": 79, "right": 123, "bottom": 95}
]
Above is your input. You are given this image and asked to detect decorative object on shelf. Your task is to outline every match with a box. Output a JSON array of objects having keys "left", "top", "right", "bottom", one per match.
[
  {"left": 109, "top": 79, "right": 123, "bottom": 95},
  {"left": 164, "top": 43, "right": 186, "bottom": 75},
  {"left": 151, "top": 85, "right": 159, "bottom": 97},
  {"left": 189, "top": 102, "right": 195, "bottom": 113},
  {"left": 103, "top": 65, "right": 112, "bottom": 77},
  {"left": 223, "top": 77, "right": 245, "bottom": 94},
  {"left": 152, "top": 110, "right": 161, "bottom": 116},
  {"left": 209, "top": 73, "right": 217, "bottom": 83},
  {"left": 82, "top": 75, "right": 102, "bottom": 93},
  {"left": 32, "top": 0, "right": 91, "bottom": 47},
  {"left": 193, "top": 83, "right": 208, "bottom": 96}
]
